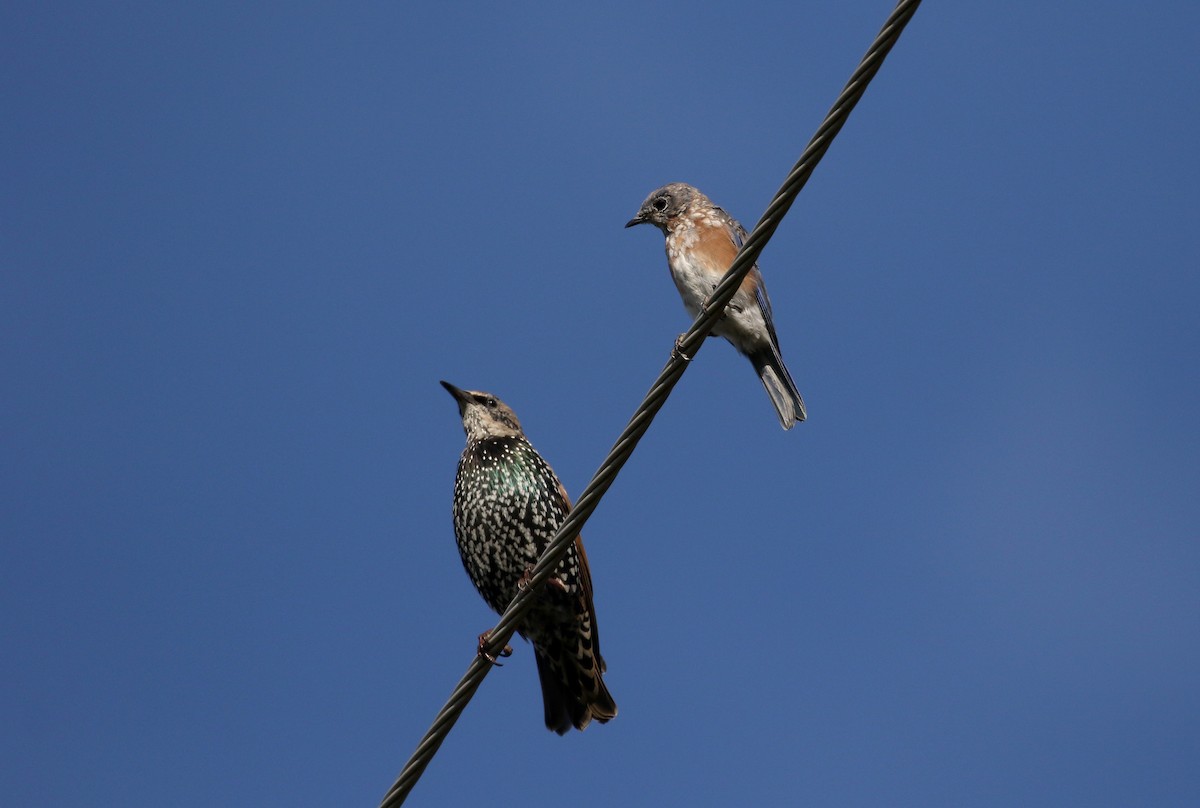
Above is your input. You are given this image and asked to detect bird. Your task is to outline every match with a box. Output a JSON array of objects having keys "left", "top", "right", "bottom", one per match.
[
  {"left": 626, "top": 182, "right": 807, "bottom": 429},
  {"left": 440, "top": 381, "right": 617, "bottom": 734}
]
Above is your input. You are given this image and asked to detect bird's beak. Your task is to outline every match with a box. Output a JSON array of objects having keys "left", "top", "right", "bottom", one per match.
[
  {"left": 624, "top": 213, "right": 646, "bottom": 228},
  {"left": 440, "top": 380, "right": 472, "bottom": 407}
]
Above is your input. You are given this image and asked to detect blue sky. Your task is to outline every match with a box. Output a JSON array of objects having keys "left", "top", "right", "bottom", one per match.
[{"left": 3, "top": 2, "right": 1198, "bottom": 806}]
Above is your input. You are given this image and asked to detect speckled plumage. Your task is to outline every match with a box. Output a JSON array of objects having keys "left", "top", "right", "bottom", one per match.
[
  {"left": 441, "top": 381, "right": 616, "bottom": 734},
  {"left": 626, "top": 182, "right": 807, "bottom": 429}
]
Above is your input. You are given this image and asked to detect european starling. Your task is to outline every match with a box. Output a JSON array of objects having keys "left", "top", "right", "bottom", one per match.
[
  {"left": 441, "top": 381, "right": 617, "bottom": 734},
  {"left": 626, "top": 182, "right": 807, "bottom": 428}
]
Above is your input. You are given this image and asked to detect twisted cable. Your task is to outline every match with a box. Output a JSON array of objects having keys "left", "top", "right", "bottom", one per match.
[{"left": 380, "top": 2, "right": 921, "bottom": 803}]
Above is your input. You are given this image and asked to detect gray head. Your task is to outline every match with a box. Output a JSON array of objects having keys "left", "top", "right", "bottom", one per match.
[
  {"left": 624, "top": 182, "right": 707, "bottom": 232},
  {"left": 441, "top": 381, "right": 525, "bottom": 442}
]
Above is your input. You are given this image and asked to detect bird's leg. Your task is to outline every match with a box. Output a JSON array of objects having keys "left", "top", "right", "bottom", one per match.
[{"left": 477, "top": 630, "right": 513, "bottom": 666}]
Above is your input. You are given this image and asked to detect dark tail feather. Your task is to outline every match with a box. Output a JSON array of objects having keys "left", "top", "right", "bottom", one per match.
[
  {"left": 534, "top": 641, "right": 617, "bottom": 735},
  {"left": 750, "top": 348, "right": 807, "bottom": 429}
]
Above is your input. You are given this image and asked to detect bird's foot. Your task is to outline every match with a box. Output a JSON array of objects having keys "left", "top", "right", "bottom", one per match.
[
  {"left": 672, "top": 334, "right": 693, "bottom": 362},
  {"left": 700, "top": 297, "right": 730, "bottom": 320},
  {"left": 477, "top": 630, "right": 513, "bottom": 666},
  {"left": 517, "top": 565, "right": 567, "bottom": 593}
]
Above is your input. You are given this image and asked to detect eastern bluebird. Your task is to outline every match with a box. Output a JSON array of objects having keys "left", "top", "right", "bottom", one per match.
[
  {"left": 442, "top": 381, "right": 617, "bottom": 733},
  {"left": 625, "top": 182, "right": 807, "bottom": 429}
]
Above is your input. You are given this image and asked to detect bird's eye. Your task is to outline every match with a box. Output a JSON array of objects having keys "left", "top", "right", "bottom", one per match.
[
  {"left": 485, "top": 397, "right": 497, "bottom": 408},
  {"left": 652, "top": 196, "right": 668, "bottom": 212}
]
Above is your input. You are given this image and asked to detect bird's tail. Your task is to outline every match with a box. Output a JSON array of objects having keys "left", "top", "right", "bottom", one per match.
[
  {"left": 751, "top": 347, "right": 807, "bottom": 429},
  {"left": 533, "top": 620, "right": 617, "bottom": 734}
]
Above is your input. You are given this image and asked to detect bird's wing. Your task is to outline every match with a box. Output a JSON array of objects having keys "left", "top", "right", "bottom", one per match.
[
  {"left": 556, "top": 480, "right": 595, "bottom": 604},
  {"left": 716, "top": 208, "right": 783, "bottom": 348}
]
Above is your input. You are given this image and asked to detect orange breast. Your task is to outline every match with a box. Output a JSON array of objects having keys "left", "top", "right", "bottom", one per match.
[{"left": 693, "top": 222, "right": 760, "bottom": 299}]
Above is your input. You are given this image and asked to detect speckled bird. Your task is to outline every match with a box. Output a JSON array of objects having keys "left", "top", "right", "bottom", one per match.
[
  {"left": 441, "top": 381, "right": 617, "bottom": 734},
  {"left": 626, "top": 182, "right": 807, "bottom": 429}
]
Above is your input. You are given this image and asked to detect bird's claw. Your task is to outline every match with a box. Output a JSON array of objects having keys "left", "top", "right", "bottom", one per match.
[
  {"left": 477, "top": 631, "right": 513, "bottom": 666},
  {"left": 518, "top": 566, "right": 567, "bottom": 593},
  {"left": 672, "top": 334, "right": 693, "bottom": 363}
]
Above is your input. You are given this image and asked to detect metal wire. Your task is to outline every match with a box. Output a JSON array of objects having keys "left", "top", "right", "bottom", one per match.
[{"left": 379, "top": 2, "right": 921, "bottom": 804}]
